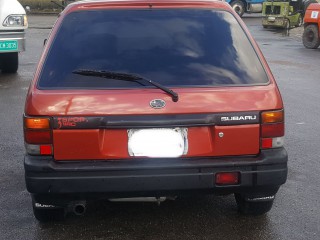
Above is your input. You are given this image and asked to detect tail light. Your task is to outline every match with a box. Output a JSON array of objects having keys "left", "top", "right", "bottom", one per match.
[
  {"left": 24, "top": 116, "right": 53, "bottom": 155},
  {"left": 260, "top": 110, "right": 284, "bottom": 149}
]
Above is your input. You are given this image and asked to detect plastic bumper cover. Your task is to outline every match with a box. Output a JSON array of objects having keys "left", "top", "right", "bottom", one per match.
[{"left": 25, "top": 148, "right": 288, "bottom": 197}]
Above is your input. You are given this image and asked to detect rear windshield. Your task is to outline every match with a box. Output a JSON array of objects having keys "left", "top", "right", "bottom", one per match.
[{"left": 38, "top": 9, "right": 269, "bottom": 89}]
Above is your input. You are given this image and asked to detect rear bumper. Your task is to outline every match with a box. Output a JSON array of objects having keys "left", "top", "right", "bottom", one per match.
[{"left": 25, "top": 148, "right": 288, "bottom": 197}]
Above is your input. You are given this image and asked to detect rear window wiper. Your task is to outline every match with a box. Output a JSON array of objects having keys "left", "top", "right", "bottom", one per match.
[{"left": 72, "top": 69, "right": 179, "bottom": 102}]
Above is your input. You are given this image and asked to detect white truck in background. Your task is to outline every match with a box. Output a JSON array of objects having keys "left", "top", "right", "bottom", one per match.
[{"left": 0, "top": 0, "right": 28, "bottom": 73}]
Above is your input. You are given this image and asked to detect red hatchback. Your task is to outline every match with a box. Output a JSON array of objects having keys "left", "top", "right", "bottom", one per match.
[{"left": 24, "top": 0, "right": 287, "bottom": 222}]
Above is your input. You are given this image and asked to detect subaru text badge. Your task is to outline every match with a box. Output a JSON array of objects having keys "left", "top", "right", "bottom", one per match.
[{"left": 150, "top": 99, "right": 166, "bottom": 109}]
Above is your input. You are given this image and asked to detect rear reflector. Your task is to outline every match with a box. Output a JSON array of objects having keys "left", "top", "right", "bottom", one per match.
[{"left": 215, "top": 172, "right": 239, "bottom": 185}]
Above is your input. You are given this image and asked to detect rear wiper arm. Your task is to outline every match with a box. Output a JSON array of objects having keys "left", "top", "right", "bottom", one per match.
[{"left": 73, "top": 69, "right": 179, "bottom": 102}]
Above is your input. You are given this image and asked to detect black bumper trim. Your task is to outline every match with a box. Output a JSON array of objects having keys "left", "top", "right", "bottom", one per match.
[
  {"left": 25, "top": 148, "right": 288, "bottom": 196},
  {"left": 52, "top": 111, "right": 260, "bottom": 129}
]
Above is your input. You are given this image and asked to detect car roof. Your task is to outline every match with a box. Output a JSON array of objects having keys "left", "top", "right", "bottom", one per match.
[{"left": 64, "top": 0, "right": 231, "bottom": 13}]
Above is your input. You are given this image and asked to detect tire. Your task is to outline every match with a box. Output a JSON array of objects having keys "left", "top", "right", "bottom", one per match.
[
  {"left": 296, "top": 15, "right": 303, "bottom": 27},
  {"left": 1, "top": 52, "right": 18, "bottom": 73},
  {"left": 303, "top": 24, "right": 320, "bottom": 49},
  {"left": 235, "top": 193, "right": 274, "bottom": 216},
  {"left": 231, "top": 0, "right": 245, "bottom": 17},
  {"left": 32, "top": 195, "right": 66, "bottom": 222}
]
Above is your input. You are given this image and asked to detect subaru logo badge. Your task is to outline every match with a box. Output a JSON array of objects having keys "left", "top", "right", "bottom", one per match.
[{"left": 150, "top": 99, "right": 166, "bottom": 109}]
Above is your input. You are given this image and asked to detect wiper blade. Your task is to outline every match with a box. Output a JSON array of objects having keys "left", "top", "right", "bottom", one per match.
[{"left": 73, "top": 69, "right": 179, "bottom": 102}]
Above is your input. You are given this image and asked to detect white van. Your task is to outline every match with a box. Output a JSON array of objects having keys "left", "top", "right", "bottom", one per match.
[{"left": 0, "top": 0, "right": 28, "bottom": 73}]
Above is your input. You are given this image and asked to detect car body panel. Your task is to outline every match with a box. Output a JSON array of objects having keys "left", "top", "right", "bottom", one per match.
[
  {"left": 23, "top": 0, "right": 287, "bottom": 215},
  {"left": 304, "top": 3, "right": 320, "bottom": 27},
  {"left": 0, "top": 0, "right": 27, "bottom": 50},
  {"left": 24, "top": 0, "right": 283, "bottom": 160},
  {"left": 0, "top": 0, "right": 27, "bottom": 31},
  {"left": 52, "top": 124, "right": 260, "bottom": 160},
  {"left": 25, "top": 85, "right": 282, "bottom": 116},
  {"left": 0, "top": 0, "right": 27, "bottom": 73}
]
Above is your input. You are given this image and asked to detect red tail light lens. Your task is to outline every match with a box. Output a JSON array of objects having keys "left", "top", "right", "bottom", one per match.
[
  {"left": 24, "top": 130, "right": 52, "bottom": 144},
  {"left": 261, "top": 122, "right": 284, "bottom": 138}
]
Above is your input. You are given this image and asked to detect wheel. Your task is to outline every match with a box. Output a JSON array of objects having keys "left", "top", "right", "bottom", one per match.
[
  {"left": 302, "top": 24, "right": 320, "bottom": 49},
  {"left": 1, "top": 52, "right": 18, "bottom": 73},
  {"left": 235, "top": 193, "right": 274, "bottom": 215},
  {"left": 32, "top": 195, "right": 66, "bottom": 222},
  {"left": 231, "top": 0, "right": 245, "bottom": 17},
  {"left": 296, "top": 15, "right": 303, "bottom": 27}
]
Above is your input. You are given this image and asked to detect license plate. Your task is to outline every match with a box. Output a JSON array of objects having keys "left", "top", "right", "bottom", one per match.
[
  {"left": 0, "top": 40, "right": 18, "bottom": 51},
  {"left": 128, "top": 128, "right": 188, "bottom": 157}
]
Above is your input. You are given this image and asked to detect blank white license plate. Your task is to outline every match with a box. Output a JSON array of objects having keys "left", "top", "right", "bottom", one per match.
[
  {"left": 128, "top": 128, "right": 188, "bottom": 157},
  {"left": 268, "top": 17, "right": 276, "bottom": 21}
]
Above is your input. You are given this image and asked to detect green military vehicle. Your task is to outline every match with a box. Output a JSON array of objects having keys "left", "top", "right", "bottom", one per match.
[{"left": 262, "top": 0, "right": 304, "bottom": 28}]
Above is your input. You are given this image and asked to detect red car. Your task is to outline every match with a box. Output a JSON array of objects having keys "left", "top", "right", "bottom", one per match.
[{"left": 24, "top": 0, "right": 287, "bottom": 222}]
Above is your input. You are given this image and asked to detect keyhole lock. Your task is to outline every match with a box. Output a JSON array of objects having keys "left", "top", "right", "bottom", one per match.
[{"left": 219, "top": 132, "right": 224, "bottom": 138}]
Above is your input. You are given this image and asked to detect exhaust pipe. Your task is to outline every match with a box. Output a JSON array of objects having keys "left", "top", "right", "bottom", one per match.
[{"left": 72, "top": 201, "right": 86, "bottom": 216}]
